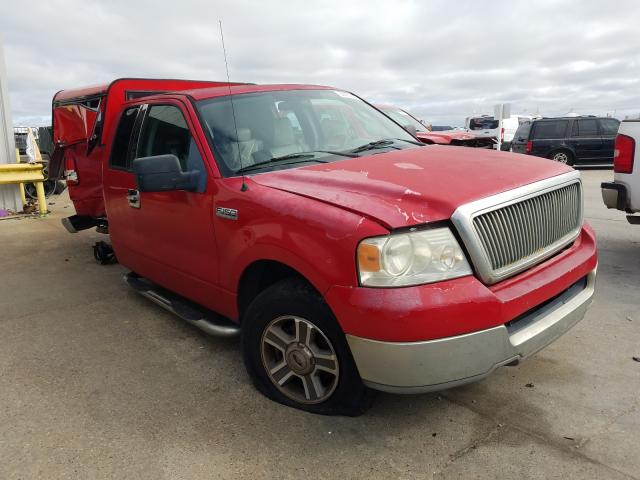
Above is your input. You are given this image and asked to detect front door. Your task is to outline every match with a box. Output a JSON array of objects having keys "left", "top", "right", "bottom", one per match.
[
  {"left": 133, "top": 101, "right": 219, "bottom": 304},
  {"left": 108, "top": 101, "right": 219, "bottom": 306}
]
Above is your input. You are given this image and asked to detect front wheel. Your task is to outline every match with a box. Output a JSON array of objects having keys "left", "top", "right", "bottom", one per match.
[{"left": 242, "top": 278, "right": 372, "bottom": 416}]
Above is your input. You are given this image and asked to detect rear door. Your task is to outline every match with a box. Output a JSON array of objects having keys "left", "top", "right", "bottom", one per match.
[
  {"left": 569, "top": 118, "right": 604, "bottom": 163},
  {"left": 103, "top": 105, "right": 144, "bottom": 263},
  {"left": 599, "top": 118, "right": 620, "bottom": 163},
  {"left": 529, "top": 120, "right": 569, "bottom": 158}
]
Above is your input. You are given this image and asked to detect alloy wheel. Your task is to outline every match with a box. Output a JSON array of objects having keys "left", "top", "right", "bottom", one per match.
[
  {"left": 260, "top": 315, "right": 339, "bottom": 404},
  {"left": 553, "top": 152, "right": 569, "bottom": 163}
]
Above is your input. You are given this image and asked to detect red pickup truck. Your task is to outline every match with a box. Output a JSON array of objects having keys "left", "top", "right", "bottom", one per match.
[{"left": 52, "top": 79, "right": 597, "bottom": 415}]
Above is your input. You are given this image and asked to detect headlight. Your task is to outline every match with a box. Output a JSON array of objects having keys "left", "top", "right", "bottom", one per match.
[{"left": 357, "top": 227, "right": 472, "bottom": 287}]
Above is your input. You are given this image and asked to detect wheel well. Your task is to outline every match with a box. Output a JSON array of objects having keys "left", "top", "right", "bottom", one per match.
[{"left": 237, "top": 260, "right": 311, "bottom": 322}]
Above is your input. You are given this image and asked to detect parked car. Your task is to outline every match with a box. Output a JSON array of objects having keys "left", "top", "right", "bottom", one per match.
[
  {"left": 601, "top": 120, "right": 640, "bottom": 224},
  {"left": 377, "top": 105, "right": 494, "bottom": 148},
  {"left": 53, "top": 79, "right": 597, "bottom": 415},
  {"left": 511, "top": 116, "right": 620, "bottom": 166},
  {"left": 465, "top": 114, "right": 538, "bottom": 151}
]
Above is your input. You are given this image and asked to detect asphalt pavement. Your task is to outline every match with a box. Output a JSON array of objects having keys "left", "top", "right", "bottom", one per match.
[{"left": 0, "top": 168, "right": 638, "bottom": 479}]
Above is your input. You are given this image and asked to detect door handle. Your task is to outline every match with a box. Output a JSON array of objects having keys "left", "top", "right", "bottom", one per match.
[{"left": 127, "top": 189, "right": 140, "bottom": 209}]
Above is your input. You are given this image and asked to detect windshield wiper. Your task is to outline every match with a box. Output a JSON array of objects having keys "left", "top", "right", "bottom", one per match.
[
  {"left": 348, "top": 138, "right": 425, "bottom": 154},
  {"left": 348, "top": 139, "right": 403, "bottom": 154},
  {"left": 269, "top": 150, "right": 358, "bottom": 161},
  {"left": 235, "top": 150, "right": 357, "bottom": 174}
]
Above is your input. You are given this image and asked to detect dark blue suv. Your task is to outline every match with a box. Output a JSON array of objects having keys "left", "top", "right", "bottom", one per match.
[{"left": 511, "top": 116, "right": 620, "bottom": 166}]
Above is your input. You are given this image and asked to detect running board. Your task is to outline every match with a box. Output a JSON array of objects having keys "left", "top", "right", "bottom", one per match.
[{"left": 123, "top": 272, "right": 240, "bottom": 337}]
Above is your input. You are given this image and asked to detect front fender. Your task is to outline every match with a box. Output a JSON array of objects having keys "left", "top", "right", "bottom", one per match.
[{"left": 215, "top": 180, "right": 389, "bottom": 297}]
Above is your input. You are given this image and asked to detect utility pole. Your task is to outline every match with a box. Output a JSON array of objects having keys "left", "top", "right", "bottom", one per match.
[{"left": 0, "top": 36, "right": 22, "bottom": 212}]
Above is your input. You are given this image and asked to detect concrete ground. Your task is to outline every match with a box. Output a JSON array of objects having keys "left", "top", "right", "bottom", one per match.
[{"left": 0, "top": 169, "right": 638, "bottom": 480}]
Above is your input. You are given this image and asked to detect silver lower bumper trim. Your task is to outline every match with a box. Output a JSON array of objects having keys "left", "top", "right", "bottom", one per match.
[{"left": 347, "top": 268, "right": 596, "bottom": 394}]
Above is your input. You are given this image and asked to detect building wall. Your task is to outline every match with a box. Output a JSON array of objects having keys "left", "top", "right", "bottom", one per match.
[{"left": 0, "top": 37, "right": 22, "bottom": 212}]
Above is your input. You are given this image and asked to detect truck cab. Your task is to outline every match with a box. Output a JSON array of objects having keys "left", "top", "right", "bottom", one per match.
[{"left": 53, "top": 80, "right": 598, "bottom": 415}]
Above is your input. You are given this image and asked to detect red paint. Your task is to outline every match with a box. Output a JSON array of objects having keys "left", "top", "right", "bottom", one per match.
[
  {"left": 327, "top": 225, "right": 596, "bottom": 342},
  {"left": 252, "top": 145, "right": 570, "bottom": 229},
  {"left": 415, "top": 130, "right": 478, "bottom": 145},
  {"left": 52, "top": 78, "right": 243, "bottom": 217},
  {"left": 54, "top": 80, "right": 597, "bottom": 345}
]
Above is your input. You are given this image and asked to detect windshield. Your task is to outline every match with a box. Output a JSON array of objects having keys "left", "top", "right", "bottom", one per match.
[
  {"left": 468, "top": 117, "right": 499, "bottom": 130},
  {"left": 379, "top": 107, "right": 427, "bottom": 132},
  {"left": 196, "top": 89, "right": 418, "bottom": 176}
]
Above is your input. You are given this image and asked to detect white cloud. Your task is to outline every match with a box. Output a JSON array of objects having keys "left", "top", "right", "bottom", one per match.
[{"left": 1, "top": 0, "right": 640, "bottom": 127}]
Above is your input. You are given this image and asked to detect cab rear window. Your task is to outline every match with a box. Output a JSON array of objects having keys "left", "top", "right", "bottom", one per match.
[
  {"left": 469, "top": 117, "right": 499, "bottom": 130},
  {"left": 532, "top": 121, "right": 568, "bottom": 139}
]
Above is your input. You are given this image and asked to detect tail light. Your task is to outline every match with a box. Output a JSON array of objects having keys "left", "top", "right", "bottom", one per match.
[
  {"left": 500, "top": 127, "right": 505, "bottom": 141},
  {"left": 526, "top": 140, "right": 533, "bottom": 153},
  {"left": 64, "top": 154, "right": 79, "bottom": 186},
  {"left": 614, "top": 134, "right": 635, "bottom": 174}
]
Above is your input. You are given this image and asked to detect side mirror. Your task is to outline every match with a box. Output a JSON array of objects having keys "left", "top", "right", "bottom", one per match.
[
  {"left": 403, "top": 124, "right": 418, "bottom": 136},
  {"left": 133, "top": 154, "right": 199, "bottom": 192}
]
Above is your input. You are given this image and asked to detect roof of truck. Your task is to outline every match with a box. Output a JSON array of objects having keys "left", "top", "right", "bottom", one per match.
[
  {"left": 53, "top": 80, "right": 338, "bottom": 106},
  {"left": 54, "top": 83, "right": 108, "bottom": 102},
  {"left": 53, "top": 78, "right": 244, "bottom": 104},
  {"left": 181, "top": 84, "right": 336, "bottom": 101}
]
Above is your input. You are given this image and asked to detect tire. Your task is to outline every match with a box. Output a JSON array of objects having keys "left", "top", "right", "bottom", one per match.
[
  {"left": 549, "top": 150, "right": 574, "bottom": 165},
  {"left": 24, "top": 180, "right": 57, "bottom": 200},
  {"left": 242, "top": 277, "right": 372, "bottom": 416},
  {"left": 93, "top": 241, "right": 117, "bottom": 265}
]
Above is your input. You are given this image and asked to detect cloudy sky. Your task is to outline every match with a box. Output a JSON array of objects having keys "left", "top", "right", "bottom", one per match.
[{"left": 2, "top": 0, "right": 640, "bottom": 127}]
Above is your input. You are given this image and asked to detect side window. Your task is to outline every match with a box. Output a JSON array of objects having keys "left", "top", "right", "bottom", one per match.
[
  {"left": 600, "top": 118, "right": 620, "bottom": 136},
  {"left": 532, "top": 121, "right": 568, "bottom": 139},
  {"left": 572, "top": 119, "right": 599, "bottom": 137},
  {"left": 514, "top": 122, "right": 531, "bottom": 141},
  {"left": 136, "top": 105, "right": 207, "bottom": 192},
  {"left": 110, "top": 106, "right": 139, "bottom": 169}
]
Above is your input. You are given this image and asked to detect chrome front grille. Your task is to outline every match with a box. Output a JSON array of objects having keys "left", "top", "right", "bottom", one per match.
[
  {"left": 473, "top": 182, "right": 581, "bottom": 271},
  {"left": 451, "top": 171, "right": 583, "bottom": 285}
]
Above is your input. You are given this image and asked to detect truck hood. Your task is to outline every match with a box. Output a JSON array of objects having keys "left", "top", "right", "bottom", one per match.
[{"left": 250, "top": 146, "right": 572, "bottom": 229}]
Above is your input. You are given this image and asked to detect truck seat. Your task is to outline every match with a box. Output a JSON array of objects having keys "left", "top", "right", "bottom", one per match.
[{"left": 269, "top": 118, "right": 308, "bottom": 158}]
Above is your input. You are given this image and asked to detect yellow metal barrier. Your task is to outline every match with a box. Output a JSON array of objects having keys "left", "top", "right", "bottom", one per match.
[
  {"left": 16, "top": 148, "right": 27, "bottom": 206},
  {"left": 0, "top": 163, "right": 47, "bottom": 215}
]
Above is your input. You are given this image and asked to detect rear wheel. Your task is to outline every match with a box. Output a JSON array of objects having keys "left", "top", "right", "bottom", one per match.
[
  {"left": 549, "top": 150, "right": 574, "bottom": 165},
  {"left": 242, "top": 278, "right": 372, "bottom": 416}
]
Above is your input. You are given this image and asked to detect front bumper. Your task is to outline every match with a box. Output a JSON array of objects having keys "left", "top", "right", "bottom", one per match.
[
  {"left": 601, "top": 181, "right": 628, "bottom": 211},
  {"left": 347, "top": 269, "right": 596, "bottom": 393}
]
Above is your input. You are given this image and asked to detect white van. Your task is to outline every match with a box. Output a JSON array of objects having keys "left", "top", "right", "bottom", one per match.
[{"left": 465, "top": 115, "right": 539, "bottom": 150}]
